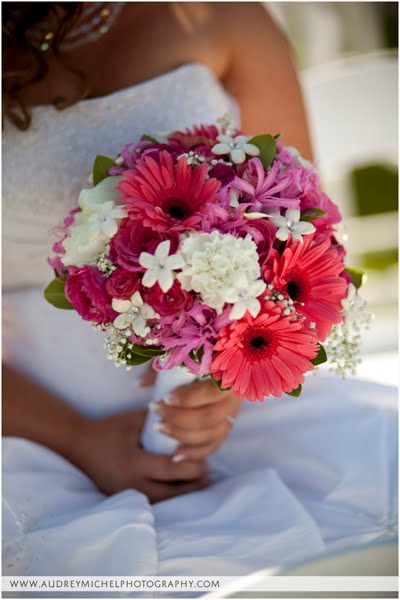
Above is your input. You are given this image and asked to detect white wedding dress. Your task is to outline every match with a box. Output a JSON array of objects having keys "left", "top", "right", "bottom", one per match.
[{"left": 2, "top": 64, "right": 397, "bottom": 578}]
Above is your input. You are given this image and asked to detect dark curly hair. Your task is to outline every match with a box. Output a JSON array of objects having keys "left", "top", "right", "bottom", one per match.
[{"left": 2, "top": 2, "right": 89, "bottom": 130}]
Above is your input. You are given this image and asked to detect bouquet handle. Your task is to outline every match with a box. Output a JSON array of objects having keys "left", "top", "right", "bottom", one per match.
[{"left": 141, "top": 368, "right": 198, "bottom": 454}]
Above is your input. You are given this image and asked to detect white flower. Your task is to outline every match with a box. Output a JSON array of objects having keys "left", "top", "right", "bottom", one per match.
[
  {"left": 139, "top": 240, "right": 185, "bottom": 293},
  {"left": 112, "top": 291, "right": 158, "bottom": 337},
  {"left": 286, "top": 146, "right": 313, "bottom": 169},
  {"left": 79, "top": 176, "right": 124, "bottom": 216},
  {"left": 341, "top": 283, "right": 369, "bottom": 327},
  {"left": 62, "top": 176, "right": 125, "bottom": 267},
  {"left": 229, "top": 188, "right": 241, "bottom": 208},
  {"left": 273, "top": 208, "right": 316, "bottom": 242},
  {"left": 225, "top": 275, "right": 267, "bottom": 320},
  {"left": 212, "top": 135, "right": 260, "bottom": 165},
  {"left": 177, "top": 231, "right": 263, "bottom": 314},
  {"left": 87, "top": 201, "right": 126, "bottom": 240},
  {"left": 61, "top": 213, "right": 109, "bottom": 267}
]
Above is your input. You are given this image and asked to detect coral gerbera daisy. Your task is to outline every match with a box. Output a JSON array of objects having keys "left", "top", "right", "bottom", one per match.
[
  {"left": 210, "top": 300, "right": 318, "bottom": 401},
  {"left": 263, "top": 234, "right": 348, "bottom": 341},
  {"left": 117, "top": 151, "right": 221, "bottom": 232}
]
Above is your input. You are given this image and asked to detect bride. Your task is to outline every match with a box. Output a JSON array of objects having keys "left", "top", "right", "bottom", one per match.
[{"left": 3, "top": 1, "right": 397, "bottom": 577}]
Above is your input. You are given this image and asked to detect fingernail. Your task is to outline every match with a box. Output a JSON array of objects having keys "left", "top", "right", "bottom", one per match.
[
  {"left": 164, "top": 393, "right": 176, "bottom": 406},
  {"left": 171, "top": 454, "right": 186, "bottom": 463},
  {"left": 153, "top": 423, "right": 171, "bottom": 435},
  {"left": 149, "top": 401, "right": 161, "bottom": 414}
]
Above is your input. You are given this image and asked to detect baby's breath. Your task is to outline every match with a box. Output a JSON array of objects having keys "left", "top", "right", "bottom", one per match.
[
  {"left": 104, "top": 325, "right": 135, "bottom": 371},
  {"left": 325, "top": 291, "right": 371, "bottom": 378},
  {"left": 94, "top": 244, "right": 117, "bottom": 277},
  {"left": 177, "top": 151, "right": 206, "bottom": 167}
]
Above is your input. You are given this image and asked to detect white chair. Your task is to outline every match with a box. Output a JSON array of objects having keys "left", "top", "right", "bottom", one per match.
[{"left": 300, "top": 52, "right": 398, "bottom": 353}]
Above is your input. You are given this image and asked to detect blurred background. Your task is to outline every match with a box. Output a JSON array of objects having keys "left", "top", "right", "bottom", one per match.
[{"left": 266, "top": 1, "right": 398, "bottom": 386}]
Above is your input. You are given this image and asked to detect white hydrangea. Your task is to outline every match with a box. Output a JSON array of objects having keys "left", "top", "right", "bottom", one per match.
[
  {"left": 62, "top": 176, "right": 125, "bottom": 267},
  {"left": 177, "top": 230, "right": 265, "bottom": 315},
  {"left": 61, "top": 212, "right": 109, "bottom": 267}
]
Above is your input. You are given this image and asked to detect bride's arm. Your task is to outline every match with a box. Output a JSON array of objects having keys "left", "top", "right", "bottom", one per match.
[
  {"left": 2, "top": 364, "right": 207, "bottom": 500},
  {"left": 215, "top": 2, "right": 313, "bottom": 159},
  {"left": 3, "top": 364, "right": 84, "bottom": 463}
]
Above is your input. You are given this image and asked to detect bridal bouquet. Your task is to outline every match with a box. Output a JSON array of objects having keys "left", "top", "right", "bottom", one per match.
[{"left": 46, "top": 123, "right": 367, "bottom": 450}]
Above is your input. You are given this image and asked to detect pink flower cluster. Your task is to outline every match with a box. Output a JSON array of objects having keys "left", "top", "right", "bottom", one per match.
[{"left": 48, "top": 124, "right": 351, "bottom": 401}]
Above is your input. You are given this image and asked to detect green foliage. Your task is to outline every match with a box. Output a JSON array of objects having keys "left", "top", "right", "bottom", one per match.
[
  {"left": 210, "top": 376, "right": 231, "bottom": 392},
  {"left": 248, "top": 134, "right": 277, "bottom": 170},
  {"left": 140, "top": 134, "right": 159, "bottom": 144},
  {"left": 311, "top": 344, "right": 328, "bottom": 366},
  {"left": 93, "top": 155, "right": 116, "bottom": 186},
  {"left": 285, "top": 384, "right": 302, "bottom": 398},
  {"left": 44, "top": 278, "right": 74, "bottom": 310},
  {"left": 300, "top": 208, "right": 326, "bottom": 222},
  {"left": 345, "top": 267, "right": 366, "bottom": 289}
]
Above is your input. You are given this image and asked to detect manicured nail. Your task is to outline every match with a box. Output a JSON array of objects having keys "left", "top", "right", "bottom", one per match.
[
  {"left": 171, "top": 454, "right": 186, "bottom": 463},
  {"left": 165, "top": 393, "right": 177, "bottom": 406},
  {"left": 153, "top": 422, "right": 171, "bottom": 435},
  {"left": 149, "top": 401, "right": 161, "bottom": 414}
]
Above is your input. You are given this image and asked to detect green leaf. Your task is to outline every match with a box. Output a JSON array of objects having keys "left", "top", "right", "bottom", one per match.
[
  {"left": 345, "top": 267, "right": 366, "bottom": 289},
  {"left": 285, "top": 384, "right": 302, "bottom": 398},
  {"left": 125, "top": 353, "right": 153, "bottom": 366},
  {"left": 93, "top": 155, "right": 116, "bottom": 187},
  {"left": 130, "top": 345, "right": 164, "bottom": 358},
  {"left": 140, "top": 134, "right": 159, "bottom": 144},
  {"left": 248, "top": 134, "right": 277, "bottom": 170},
  {"left": 210, "top": 376, "right": 231, "bottom": 392},
  {"left": 44, "top": 278, "right": 74, "bottom": 310},
  {"left": 273, "top": 133, "right": 281, "bottom": 140},
  {"left": 300, "top": 208, "right": 326, "bottom": 222},
  {"left": 311, "top": 344, "right": 328, "bottom": 366}
]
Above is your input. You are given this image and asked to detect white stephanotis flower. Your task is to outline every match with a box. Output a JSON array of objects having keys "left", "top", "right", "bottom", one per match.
[
  {"left": 112, "top": 291, "right": 159, "bottom": 337},
  {"left": 87, "top": 201, "right": 126, "bottom": 240},
  {"left": 212, "top": 135, "right": 260, "bottom": 165},
  {"left": 273, "top": 208, "right": 316, "bottom": 242},
  {"left": 139, "top": 240, "right": 185, "bottom": 293},
  {"left": 225, "top": 274, "right": 267, "bottom": 320},
  {"left": 177, "top": 231, "right": 262, "bottom": 314}
]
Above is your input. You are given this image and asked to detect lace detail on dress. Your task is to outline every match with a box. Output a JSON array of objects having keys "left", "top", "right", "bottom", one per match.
[{"left": 2, "top": 64, "right": 239, "bottom": 289}]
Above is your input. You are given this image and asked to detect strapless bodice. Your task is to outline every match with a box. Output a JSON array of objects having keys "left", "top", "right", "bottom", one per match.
[{"left": 3, "top": 63, "right": 238, "bottom": 290}]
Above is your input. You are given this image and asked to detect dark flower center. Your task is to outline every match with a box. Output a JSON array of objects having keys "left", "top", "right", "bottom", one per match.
[
  {"left": 251, "top": 336, "right": 267, "bottom": 349},
  {"left": 243, "top": 326, "right": 277, "bottom": 362},
  {"left": 162, "top": 197, "right": 190, "bottom": 221},
  {"left": 285, "top": 271, "right": 310, "bottom": 303}
]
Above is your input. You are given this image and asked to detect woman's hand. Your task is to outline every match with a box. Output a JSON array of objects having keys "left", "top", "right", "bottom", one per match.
[
  {"left": 151, "top": 379, "right": 243, "bottom": 462},
  {"left": 73, "top": 410, "right": 208, "bottom": 502}
]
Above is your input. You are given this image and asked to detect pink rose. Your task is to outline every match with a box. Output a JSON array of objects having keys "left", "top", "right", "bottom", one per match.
[
  {"left": 111, "top": 218, "right": 179, "bottom": 271},
  {"left": 65, "top": 266, "right": 117, "bottom": 325},
  {"left": 144, "top": 280, "right": 193, "bottom": 317},
  {"left": 106, "top": 268, "right": 139, "bottom": 299}
]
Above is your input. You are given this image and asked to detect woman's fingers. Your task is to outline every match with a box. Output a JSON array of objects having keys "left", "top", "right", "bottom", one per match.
[
  {"left": 144, "top": 478, "right": 208, "bottom": 504},
  {"left": 155, "top": 393, "right": 243, "bottom": 430},
  {"left": 159, "top": 420, "right": 229, "bottom": 447},
  {"left": 172, "top": 442, "right": 220, "bottom": 463},
  {"left": 140, "top": 451, "right": 207, "bottom": 482},
  {"left": 165, "top": 379, "right": 231, "bottom": 408}
]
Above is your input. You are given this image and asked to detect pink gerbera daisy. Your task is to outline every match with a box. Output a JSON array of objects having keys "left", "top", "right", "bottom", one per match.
[
  {"left": 263, "top": 235, "right": 348, "bottom": 341},
  {"left": 210, "top": 300, "right": 318, "bottom": 401},
  {"left": 118, "top": 151, "right": 221, "bottom": 231}
]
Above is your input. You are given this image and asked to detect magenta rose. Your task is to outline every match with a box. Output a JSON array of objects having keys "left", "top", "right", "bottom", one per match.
[
  {"left": 144, "top": 280, "right": 193, "bottom": 317},
  {"left": 111, "top": 218, "right": 179, "bottom": 271},
  {"left": 65, "top": 266, "right": 117, "bottom": 325},
  {"left": 235, "top": 218, "right": 276, "bottom": 265},
  {"left": 106, "top": 268, "right": 139, "bottom": 299}
]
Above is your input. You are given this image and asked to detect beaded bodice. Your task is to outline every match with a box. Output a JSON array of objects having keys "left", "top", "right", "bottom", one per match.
[{"left": 3, "top": 64, "right": 238, "bottom": 290}]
